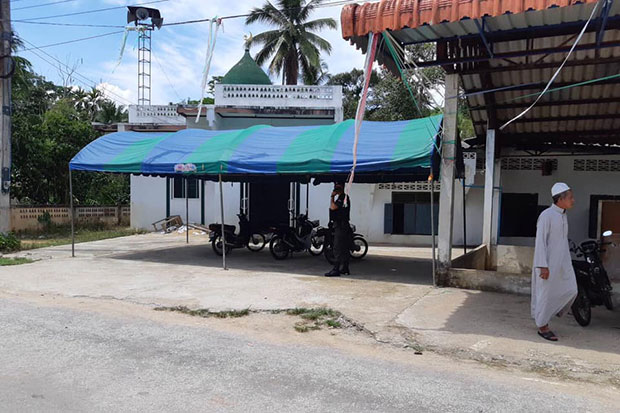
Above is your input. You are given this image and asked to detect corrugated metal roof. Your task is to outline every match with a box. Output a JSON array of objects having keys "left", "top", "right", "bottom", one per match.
[
  {"left": 342, "top": 0, "right": 620, "bottom": 147},
  {"left": 341, "top": 0, "right": 600, "bottom": 39}
]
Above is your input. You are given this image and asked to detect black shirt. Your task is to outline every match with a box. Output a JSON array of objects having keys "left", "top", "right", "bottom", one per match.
[{"left": 330, "top": 193, "right": 350, "bottom": 224}]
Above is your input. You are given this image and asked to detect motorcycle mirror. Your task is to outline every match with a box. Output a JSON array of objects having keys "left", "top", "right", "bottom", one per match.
[{"left": 602, "top": 230, "right": 613, "bottom": 237}]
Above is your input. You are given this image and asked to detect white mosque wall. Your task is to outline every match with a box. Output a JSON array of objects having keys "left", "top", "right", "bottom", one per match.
[{"left": 130, "top": 153, "right": 620, "bottom": 247}]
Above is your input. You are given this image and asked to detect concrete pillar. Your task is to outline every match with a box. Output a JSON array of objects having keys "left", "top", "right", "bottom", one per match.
[
  {"left": 491, "top": 158, "right": 501, "bottom": 245},
  {"left": 437, "top": 74, "right": 459, "bottom": 283},
  {"left": 482, "top": 129, "right": 495, "bottom": 247}
]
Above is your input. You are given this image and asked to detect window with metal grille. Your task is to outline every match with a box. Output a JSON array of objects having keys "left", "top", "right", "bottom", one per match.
[
  {"left": 384, "top": 192, "right": 439, "bottom": 235},
  {"left": 172, "top": 177, "right": 199, "bottom": 199},
  {"left": 574, "top": 159, "right": 620, "bottom": 172},
  {"left": 377, "top": 182, "right": 440, "bottom": 191},
  {"left": 501, "top": 158, "right": 558, "bottom": 171}
]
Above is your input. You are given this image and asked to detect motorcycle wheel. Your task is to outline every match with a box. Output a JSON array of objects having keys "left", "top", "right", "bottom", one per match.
[
  {"left": 350, "top": 236, "right": 368, "bottom": 260},
  {"left": 269, "top": 235, "right": 290, "bottom": 260},
  {"left": 603, "top": 292, "right": 614, "bottom": 311},
  {"left": 324, "top": 243, "right": 336, "bottom": 265},
  {"left": 571, "top": 287, "right": 591, "bottom": 327},
  {"left": 247, "top": 233, "right": 266, "bottom": 252},
  {"left": 309, "top": 235, "right": 325, "bottom": 256},
  {"left": 212, "top": 236, "right": 232, "bottom": 257}
]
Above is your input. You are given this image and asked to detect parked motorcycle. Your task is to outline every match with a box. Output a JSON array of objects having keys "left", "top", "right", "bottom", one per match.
[
  {"left": 209, "top": 213, "right": 266, "bottom": 256},
  {"left": 570, "top": 230, "right": 615, "bottom": 326},
  {"left": 313, "top": 222, "right": 369, "bottom": 265},
  {"left": 269, "top": 214, "right": 321, "bottom": 260}
]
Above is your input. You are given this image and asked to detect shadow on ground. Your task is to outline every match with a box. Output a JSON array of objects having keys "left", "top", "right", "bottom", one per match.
[
  {"left": 432, "top": 289, "right": 620, "bottom": 356},
  {"left": 110, "top": 243, "right": 434, "bottom": 285}
]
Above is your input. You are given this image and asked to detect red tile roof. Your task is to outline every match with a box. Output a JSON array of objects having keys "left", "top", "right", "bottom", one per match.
[{"left": 341, "top": 0, "right": 599, "bottom": 39}]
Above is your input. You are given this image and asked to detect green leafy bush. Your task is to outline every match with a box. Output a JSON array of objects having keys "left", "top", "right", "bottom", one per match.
[
  {"left": 37, "top": 211, "right": 52, "bottom": 230},
  {"left": 0, "top": 232, "right": 21, "bottom": 252}
]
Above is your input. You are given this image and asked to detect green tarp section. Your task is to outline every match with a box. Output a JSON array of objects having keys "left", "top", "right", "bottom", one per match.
[{"left": 70, "top": 115, "right": 442, "bottom": 182}]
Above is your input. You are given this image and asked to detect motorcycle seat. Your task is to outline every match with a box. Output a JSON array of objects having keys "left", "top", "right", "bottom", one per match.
[{"left": 209, "top": 224, "right": 236, "bottom": 232}]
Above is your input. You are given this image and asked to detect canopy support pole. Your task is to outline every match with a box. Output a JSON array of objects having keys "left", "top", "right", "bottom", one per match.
[
  {"left": 185, "top": 177, "right": 189, "bottom": 244},
  {"left": 430, "top": 180, "right": 436, "bottom": 286},
  {"left": 219, "top": 172, "right": 227, "bottom": 270},
  {"left": 69, "top": 167, "right": 75, "bottom": 258},
  {"left": 306, "top": 183, "right": 309, "bottom": 216},
  {"left": 462, "top": 178, "right": 467, "bottom": 254}
]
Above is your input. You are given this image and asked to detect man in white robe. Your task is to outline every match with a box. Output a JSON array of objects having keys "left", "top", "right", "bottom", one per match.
[{"left": 531, "top": 182, "right": 578, "bottom": 341}]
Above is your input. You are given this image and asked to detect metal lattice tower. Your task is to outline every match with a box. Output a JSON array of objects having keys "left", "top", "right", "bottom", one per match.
[{"left": 137, "top": 26, "right": 152, "bottom": 106}]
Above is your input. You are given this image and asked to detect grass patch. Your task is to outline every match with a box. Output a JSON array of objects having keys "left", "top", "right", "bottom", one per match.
[
  {"left": 325, "top": 319, "right": 342, "bottom": 328},
  {"left": 286, "top": 307, "right": 344, "bottom": 333},
  {"left": 154, "top": 305, "right": 347, "bottom": 333},
  {"left": 0, "top": 257, "right": 34, "bottom": 266},
  {"left": 154, "top": 306, "right": 250, "bottom": 319},
  {"left": 294, "top": 322, "right": 321, "bottom": 333},
  {"left": 18, "top": 226, "right": 146, "bottom": 250}
]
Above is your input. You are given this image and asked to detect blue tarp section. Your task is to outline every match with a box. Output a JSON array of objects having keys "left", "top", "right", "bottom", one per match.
[{"left": 70, "top": 116, "right": 442, "bottom": 182}]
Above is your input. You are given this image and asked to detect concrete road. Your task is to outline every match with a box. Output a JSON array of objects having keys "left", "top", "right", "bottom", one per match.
[
  {"left": 4, "top": 234, "right": 620, "bottom": 385},
  {"left": 1, "top": 295, "right": 617, "bottom": 413}
]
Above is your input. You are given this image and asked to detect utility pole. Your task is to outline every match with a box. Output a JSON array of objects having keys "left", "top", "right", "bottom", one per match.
[{"left": 0, "top": 0, "right": 11, "bottom": 234}]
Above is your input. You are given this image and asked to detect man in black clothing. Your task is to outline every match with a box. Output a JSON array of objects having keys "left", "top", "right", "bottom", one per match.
[{"left": 325, "top": 183, "right": 351, "bottom": 277}]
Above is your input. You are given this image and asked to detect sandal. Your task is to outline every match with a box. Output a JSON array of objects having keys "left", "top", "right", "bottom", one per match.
[{"left": 537, "top": 330, "right": 558, "bottom": 341}]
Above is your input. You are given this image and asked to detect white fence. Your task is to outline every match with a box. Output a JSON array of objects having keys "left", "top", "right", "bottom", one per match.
[
  {"left": 11, "top": 206, "right": 130, "bottom": 232},
  {"left": 128, "top": 105, "right": 186, "bottom": 125},
  {"left": 215, "top": 84, "right": 343, "bottom": 109}
]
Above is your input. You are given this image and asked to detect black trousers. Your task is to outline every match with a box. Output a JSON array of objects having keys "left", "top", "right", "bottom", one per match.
[{"left": 333, "top": 222, "right": 351, "bottom": 268}]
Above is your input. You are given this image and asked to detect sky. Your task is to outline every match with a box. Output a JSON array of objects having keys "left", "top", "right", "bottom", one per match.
[{"left": 14, "top": 0, "right": 367, "bottom": 106}]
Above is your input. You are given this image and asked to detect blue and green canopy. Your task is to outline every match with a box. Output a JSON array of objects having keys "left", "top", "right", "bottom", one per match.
[{"left": 70, "top": 115, "right": 442, "bottom": 182}]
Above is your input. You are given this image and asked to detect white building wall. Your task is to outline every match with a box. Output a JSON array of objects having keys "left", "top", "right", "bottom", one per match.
[
  {"left": 464, "top": 153, "right": 620, "bottom": 247},
  {"left": 132, "top": 175, "right": 479, "bottom": 246},
  {"left": 130, "top": 175, "right": 166, "bottom": 230},
  {"left": 306, "top": 183, "right": 465, "bottom": 246},
  {"left": 130, "top": 176, "right": 229, "bottom": 230},
  {"left": 202, "top": 181, "right": 241, "bottom": 228},
  {"left": 131, "top": 149, "right": 620, "bottom": 247}
]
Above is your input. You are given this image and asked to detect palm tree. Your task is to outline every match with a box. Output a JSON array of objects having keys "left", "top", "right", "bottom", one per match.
[
  {"left": 245, "top": 0, "right": 337, "bottom": 85},
  {"left": 82, "top": 87, "right": 104, "bottom": 121},
  {"left": 303, "top": 59, "right": 330, "bottom": 85}
]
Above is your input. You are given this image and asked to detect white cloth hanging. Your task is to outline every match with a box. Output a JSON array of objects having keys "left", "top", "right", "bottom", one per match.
[
  {"left": 346, "top": 32, "right": 379, "bottom": 202},
  {"left": 196, "top": 18, "right": 222, "bottom": 122}
]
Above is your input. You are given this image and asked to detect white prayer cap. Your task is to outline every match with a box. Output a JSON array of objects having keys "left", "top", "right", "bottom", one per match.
[{"left": 551, "top": 182, "right": 570, "bottom": 196}]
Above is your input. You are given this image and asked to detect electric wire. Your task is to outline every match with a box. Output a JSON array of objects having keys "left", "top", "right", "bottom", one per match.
[
  {"left": 15, "top": 0, "right": 374, "bottom": 27},
  {"left": 499, "top": 0, "right": 602, "bottom": 130},
  {"left": 13, "top": 20, "right": 126, "bottom": 28},
  {"left": 21, "top": 30, "right": 125, "bottom": 51},
  {"left": 19, "top": 0, "right": 168, "bottom": 21},
  {"left": 13, "top": 0, "right": 77, "bottom": 11},
  {"left": 152, "top": 50, "right": 183, "bottom": 103},
  {"left": 26, "top": 47, "right": 134, "bottom": 106},
  {"left": 25, "top": 44, "right": 181, "bottom": 125},
  {"left": 381, "top": 31, "right": 444, "bottom": 149}
]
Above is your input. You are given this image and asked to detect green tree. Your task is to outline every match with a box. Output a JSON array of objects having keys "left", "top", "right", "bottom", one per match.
[
  {"left": 328, "top": 68, "right": 379, "bottom": 120},
  {"left": 302, "top": 59, "right": 330, "bottom": 85},
  {"left": 11, "top": 39, "right": 131, "bottom": 206},
  {"left": 94, "top": 99, "right": 128, "bottom": 124},
  {"left": 245, "top": 0, "right": 337, "bottom": 85}
]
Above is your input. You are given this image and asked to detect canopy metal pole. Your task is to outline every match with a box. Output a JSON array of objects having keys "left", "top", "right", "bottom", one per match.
[
  {"left": 462, "top": 178, "right": 467, "bottom": 254},
  {"left": 185, "top": 177, "right": 189, "bottom": 244},
  {"left": 430, "top": 180, "right": 437, "bottom": 286},
  {"left": 69, "top": 167, "right": 75, "bottom": 258},
  {"left": 306, "top": 183, "right": 309, "bottom": 216},
  {"left": 218, "top": 172, "right": 227, "bottom": 270}
]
